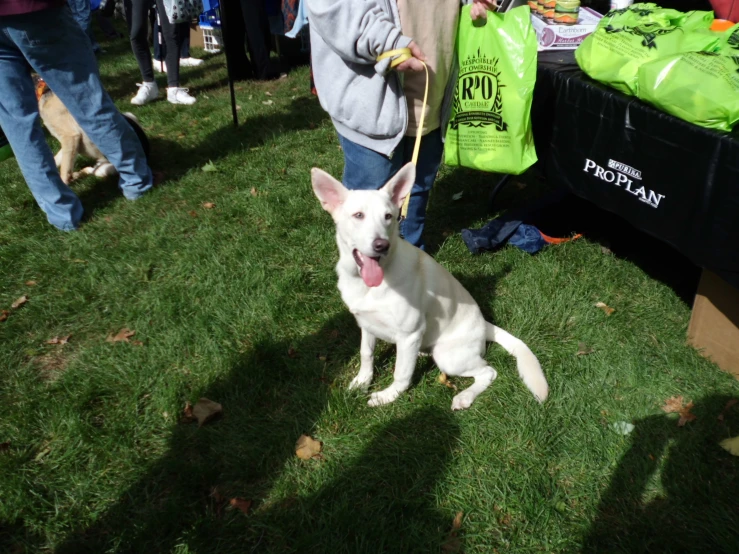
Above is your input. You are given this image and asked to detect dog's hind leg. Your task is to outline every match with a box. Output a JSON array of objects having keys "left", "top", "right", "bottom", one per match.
[
  {"left": 58, "top": 134, "right": 81, "bottom": 184},
  {"left": 348, "top": 329, "right": 376, "bottom": 391},
  {"left": 434, "top": 345, "right": 497, "bottom": 411},
  {"left": 368, "top": 332, "right": 423, "bottom": 407}
]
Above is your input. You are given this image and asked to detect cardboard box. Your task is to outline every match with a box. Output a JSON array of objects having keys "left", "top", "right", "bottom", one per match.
[
  {"left": 190, "top": 25, "right": 205, "bottom": 50},
  {"left": 531, "top": 7, "right": 602, "bottom": 51},
  {"left": 688, "top": 269, "right": 739, "bottom": 378}
]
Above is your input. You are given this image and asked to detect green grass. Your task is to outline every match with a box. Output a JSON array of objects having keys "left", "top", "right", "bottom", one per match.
[{"left": 1, "top": 31, "right": 739, "bottom": 554}]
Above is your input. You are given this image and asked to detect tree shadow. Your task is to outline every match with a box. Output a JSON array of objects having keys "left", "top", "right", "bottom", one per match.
[
  {"left": 52, "top": 311, "right": 359, "bottom": 553},
  {"left": 49, "top": 307, "right": 462, "bottom": 553},
  {"left": 242, "top": 407, "right": 461, "bottom": 553},
  {"left": 582, "top": 393, "right": 739, "bottom": 554}
]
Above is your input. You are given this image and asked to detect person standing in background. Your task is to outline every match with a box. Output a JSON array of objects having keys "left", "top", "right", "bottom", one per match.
[
  {"left": 0, "top": 0, "right": 153, "bottom": 231},
  {"left": 124, "top": 0, "right": 196, "bottom": 105}
]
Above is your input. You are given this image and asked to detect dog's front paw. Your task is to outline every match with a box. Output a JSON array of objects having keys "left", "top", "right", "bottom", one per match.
[
  {"left": 368, "top": 387, "right": 400, "bottom": 407},
  {"left": 348, "top": 373, "right": 372, "bottom": 391},
  {"left": 451, "top": 391, "right": 476, "bottom": 411}
]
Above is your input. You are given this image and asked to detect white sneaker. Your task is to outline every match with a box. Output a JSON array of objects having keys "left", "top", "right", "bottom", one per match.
[
  {"left": 152, "top": 58, "right": 167, "bottom": 73},
  {"left": 179, "top": 57, "right": 204, "bottom": 67},
  {"left": 167, "top": 87, "right": 196, "bottom": 105},
  {"left": 131, "top": 81, "right": 159, "bottom": 106}
]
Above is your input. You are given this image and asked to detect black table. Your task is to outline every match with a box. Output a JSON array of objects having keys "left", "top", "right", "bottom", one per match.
[{"left": 528, "top": 50, "right": 739, "bottom": 289}]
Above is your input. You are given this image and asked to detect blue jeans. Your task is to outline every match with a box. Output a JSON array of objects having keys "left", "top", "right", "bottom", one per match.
[
  {"left": 339, "top": 129, "right": 444, "bottom": 250},
  {"left": 0, "top": 6, "right": 153, "bottom": 231},
  {"left": 67, "top": 0, "right": 101, "bottom": 53}
]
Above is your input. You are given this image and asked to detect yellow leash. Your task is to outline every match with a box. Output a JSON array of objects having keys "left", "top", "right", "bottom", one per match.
[{"left": 376, "top": 47, "right": 429, "bottom": 219}]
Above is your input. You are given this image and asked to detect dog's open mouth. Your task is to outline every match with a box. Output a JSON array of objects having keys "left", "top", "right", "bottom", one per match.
[{"left": 353, "top": 249, "right": 383, "bottom": 287}]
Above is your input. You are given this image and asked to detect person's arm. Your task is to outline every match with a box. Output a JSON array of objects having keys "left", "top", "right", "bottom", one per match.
[{"left": 306, "top": 0, "right": 412, "bottom": 65}]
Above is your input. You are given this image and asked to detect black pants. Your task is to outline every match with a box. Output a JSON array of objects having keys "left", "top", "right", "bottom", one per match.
[
  {"left": 124, "top": 0, "right": 184, "bottom": 87},
  {"left": 222, "top": 0, "right": 275, "bottom": 80}
]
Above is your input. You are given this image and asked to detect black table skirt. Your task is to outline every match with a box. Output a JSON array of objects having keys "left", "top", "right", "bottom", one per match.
[{"left": 532, "top": 51, "right": 739, "bottom": 289}]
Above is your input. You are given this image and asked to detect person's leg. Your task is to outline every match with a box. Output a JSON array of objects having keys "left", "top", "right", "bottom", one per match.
[
  {"left": 13, "top": 6, "right": 153, "bottom": 201},
  {"left": 339, "top": 134, "right": 403, "bottom": 191},
  {"left": 126, "top": 0, "right": 155, "bottom": 83},
  {"left": 0, "top": 21, "right": 83, "bottom": 230},
  {"left": 399, "top": 129, "right": 444, "bottom": 250},
  {"left": 178, "top": 23, "right": 204, "bottom": 66},
  {"left": 152, "top": 5, "right": 165, "bottom": 63},
  {"left": 180, "top": 23, "right": 190, "bottom": 58},
  {"left": 221, "top": 0, "right": 255, "bottom": 80},
  {"left": 67, "top": 0, "right": 92, "bottom": 40},
  {"left": 240, "top": 0, "right": 277, "bottom": 79},
  {"left": 154, "top": 0, "right": 180, "bottom": 88}
]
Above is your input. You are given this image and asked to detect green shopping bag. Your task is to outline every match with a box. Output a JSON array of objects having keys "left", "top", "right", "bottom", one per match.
[
  {"left": 444, "top": 5, "right": 537, "bottom": 175},
  {"left": 575, "top": 5, "right": 718, "bottom": 96},
  {"left": 637, "top": 24, "right": 739, "bottom": 131}
]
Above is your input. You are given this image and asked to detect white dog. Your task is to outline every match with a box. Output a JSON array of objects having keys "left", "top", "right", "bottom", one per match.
[{"left": 311, "top": 163, "right": 549, "bottom": 410}]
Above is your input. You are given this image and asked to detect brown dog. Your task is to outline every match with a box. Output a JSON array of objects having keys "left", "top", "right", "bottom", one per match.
[{"left": 35, "top": 77, "right": 149, "bottom": 184}]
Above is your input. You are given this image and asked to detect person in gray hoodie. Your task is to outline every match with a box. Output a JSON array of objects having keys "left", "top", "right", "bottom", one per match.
[{"left": 306, "top": 0, "right": 496, "bottom": 250}]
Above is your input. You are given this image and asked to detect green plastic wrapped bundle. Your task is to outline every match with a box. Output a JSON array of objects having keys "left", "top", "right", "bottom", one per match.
[
  {"left": 637, "top": 24, "right": 739, "bottom": 131},
  {"left": 444, "top": 5, "right": 537, "bottom": 175},
  {"left": 575, "top": 4, "right": 718, "bottom": 96}
]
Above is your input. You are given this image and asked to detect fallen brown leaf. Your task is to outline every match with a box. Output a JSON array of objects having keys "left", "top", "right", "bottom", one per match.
[
  {"left": 188, "top": 210, "right": 198, "bottom": 218},
  {"left": 106, "top": 328, "right": 135, "bottom": 343},
  {"left": 718, "top": 399, "right": 739, "bottom": 421},
  {"left": 594, "top": 302, "right": 615, "bottom": 316},
  {"left": 662, "top": 396, "right": 685, "bottom": 414},
  {"left": 250, "top": 187, "right": 258, "bottom": 197},
  {"left": 46, "top": 335, "right": 71, "bottom": 346},
  {"left": 25, "top": 281, "right": 37, "bottom": 286},
  {"left": 193, "top": 398, "right": 223, "bottom": 427},
  {"left": 130, "top": 340, "right": 144, "bottom": 346},
  {"left": 441, "top": 511, "right": 464, "bottom": 553},
  {"left": 438, "top": 372, "right": 457, "bottom": 390},
  {"left": 576, "top": 342, "right": 594, "bottom": 356},
  {"left": 180, "top": 401, "right": 196, "bottom": 424},
  {"left": 11, "top": 296, "right": 28, "bottom": 309},
  {"left": 0, "top": 310, "right": 8, "bottom": 322},
  {"left": 295, "top": 434, "right": 323, "bottom": 460},
  {"left": 662, "top": 396, "right": 697, "bottom": 426},
  {"left": 678, "top": 403, "right": 697, "bottom": 427},
  {"left": 287, "top": 347, "right": 297, "bottom": 358},
  {"left": 202, "top": 202, "right": 216, "bottom": 209},
  {"left": 229, "top": 497, "right": 252, "bottom": 514},
  {"left": 0, "top": 441, "right": 10, "bottom": 453}
]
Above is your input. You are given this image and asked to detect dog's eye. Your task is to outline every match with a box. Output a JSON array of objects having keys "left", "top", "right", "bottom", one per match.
[
  {"left": 385, "top": 213, "right": 392, "bottom": 221},
  {"left": 353, "top": 212, "right": 364, "bottom": 220}
]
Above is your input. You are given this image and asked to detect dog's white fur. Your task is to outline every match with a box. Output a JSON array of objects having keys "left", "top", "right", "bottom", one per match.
[{"left": 312, "top": 163, "right": 548, "bottom": 410}]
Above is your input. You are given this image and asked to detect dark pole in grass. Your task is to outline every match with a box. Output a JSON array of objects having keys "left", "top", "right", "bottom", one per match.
[{"left": 218, "top": 1, "right": 239, "bottom": 126}]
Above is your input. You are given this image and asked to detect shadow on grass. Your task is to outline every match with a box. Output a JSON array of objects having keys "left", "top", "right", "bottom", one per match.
[
  {"left": 76, "top": 94, "right": 328, "bottom": 218},
  {"left": 48, "top": 309, "right": 461, "bottom": 553},
  {"left": 582, "top": 393, "right": 739, "bottom": 554}
]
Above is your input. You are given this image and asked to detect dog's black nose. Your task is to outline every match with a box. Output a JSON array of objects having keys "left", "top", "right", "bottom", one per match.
[{"left": 373, "top": 238, "right": 390, "bottom": 254}]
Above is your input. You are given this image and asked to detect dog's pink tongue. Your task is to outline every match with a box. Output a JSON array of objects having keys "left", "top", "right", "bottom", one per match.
[{"left": 360, "top": 256, "right": 384, "bottom": 287}]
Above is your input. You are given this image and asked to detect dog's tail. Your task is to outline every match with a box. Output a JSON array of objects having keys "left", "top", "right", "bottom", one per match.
[{"left": 486, "top": 322, "right": 548, "bottom": 403}]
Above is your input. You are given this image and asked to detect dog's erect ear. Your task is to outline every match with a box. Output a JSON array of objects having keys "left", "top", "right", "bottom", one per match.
[
  {"left": 381, "top": 163, "right": 416, "bottom": 209},
  {"left": 311, "top": 168, "right": 347, "bottom": 213}
]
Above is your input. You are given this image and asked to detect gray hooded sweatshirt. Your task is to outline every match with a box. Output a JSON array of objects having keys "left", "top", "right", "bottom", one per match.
[{"left": 306, "top": 0, "right": 413, "bottom": 156}]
